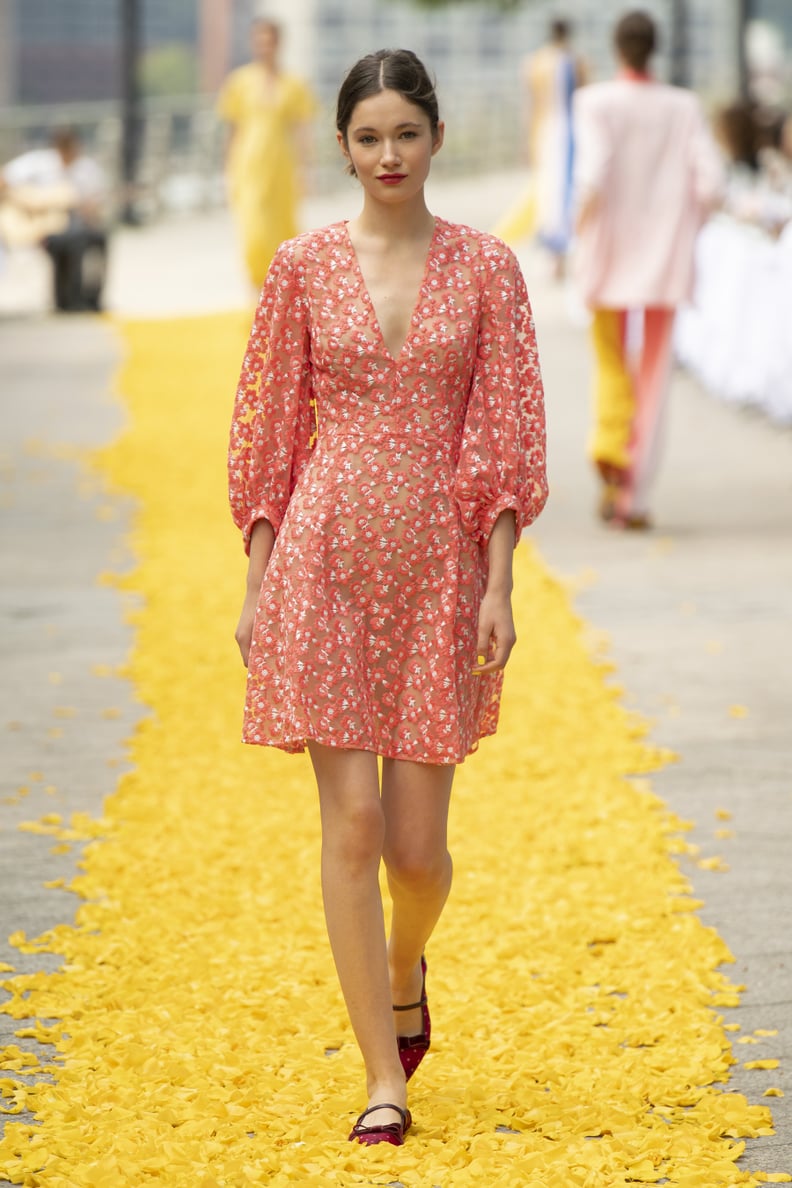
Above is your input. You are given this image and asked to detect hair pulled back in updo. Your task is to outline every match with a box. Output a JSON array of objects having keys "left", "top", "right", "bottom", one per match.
[{"left": 336, "top": 48, "right": 440, "bottom": 146}]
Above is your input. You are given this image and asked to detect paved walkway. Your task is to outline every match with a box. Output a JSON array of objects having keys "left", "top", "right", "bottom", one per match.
[{"left": 1, "top": 171, "right": 790, "bottom": 1176}]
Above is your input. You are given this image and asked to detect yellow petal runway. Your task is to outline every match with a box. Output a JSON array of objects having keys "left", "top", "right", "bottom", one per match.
[{"left": 0, "top": 313, "right": 783, "bottom": 1186}]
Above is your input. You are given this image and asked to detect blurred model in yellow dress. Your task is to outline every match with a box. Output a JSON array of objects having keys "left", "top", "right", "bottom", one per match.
[{"left": 217, "top": 19, "right": 317, "bottom": 290}]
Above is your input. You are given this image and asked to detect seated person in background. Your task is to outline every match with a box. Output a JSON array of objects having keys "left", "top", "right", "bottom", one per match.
[
  {"left": 0, "top": 127, "right": 109, "bottom": 311},
  {"left": 756, "top": 107, "right": 792, "bottom": 223},
  {"left": 714, "top": 100, "right": 792, "bottom": 236}
]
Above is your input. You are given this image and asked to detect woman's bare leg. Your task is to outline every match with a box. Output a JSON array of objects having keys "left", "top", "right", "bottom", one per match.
[
  {"left": 308, "top": 742, "right": 406, "bottom": 1124},
  {"left": 381, "top": 759, "right": 455, "bottom": 1035}
]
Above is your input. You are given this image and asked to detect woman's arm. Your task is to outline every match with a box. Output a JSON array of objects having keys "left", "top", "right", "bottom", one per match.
[
  {"left": 235, "top": 518, "right": 275, "bottom": 666},
  {"left": 473, "top": 509, "right": 518, "bottom": 675},
  {"left": 224, "top": 125, "right": 237, "bottom": 168}
]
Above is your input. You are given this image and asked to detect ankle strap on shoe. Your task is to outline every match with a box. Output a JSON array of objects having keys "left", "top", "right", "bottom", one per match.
[{"left": 353, "top": 1103, "right": 409, "bottom": 1128}]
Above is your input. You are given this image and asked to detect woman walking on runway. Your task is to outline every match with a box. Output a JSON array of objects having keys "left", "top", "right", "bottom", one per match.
[
  {"left": 217, "top": 18, "right": 316, "bottom": 290},
  {"left": 522, "top": 18, "right": 587, "bottom": 277},
  {"left": 229, "top": 49, "right": 547, "bottom": 1146}
]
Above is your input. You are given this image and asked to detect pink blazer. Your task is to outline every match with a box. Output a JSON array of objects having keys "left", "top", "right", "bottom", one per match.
[{"left": 572, "top": 79, "right": 724, "bottom": 308}]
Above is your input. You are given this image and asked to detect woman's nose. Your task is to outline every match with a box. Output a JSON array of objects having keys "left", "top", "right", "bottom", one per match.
[{"left": 380, "top": 140, "right": 401, "bottom": 165}]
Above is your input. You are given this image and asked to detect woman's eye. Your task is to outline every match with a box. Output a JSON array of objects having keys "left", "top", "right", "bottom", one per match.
[
  {"left": 358, "top": 135, "right": 376, "bottom": 145},
  {"left": 401, "top": 131, "right": 417, "bottom": 140}
]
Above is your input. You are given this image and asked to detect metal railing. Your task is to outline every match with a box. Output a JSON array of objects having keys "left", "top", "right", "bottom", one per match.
[{"left": 1, "top": 92, "right": 522, "bottom": 222}]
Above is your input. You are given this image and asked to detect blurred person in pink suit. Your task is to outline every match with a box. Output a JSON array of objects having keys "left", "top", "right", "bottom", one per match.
[{"left": 573, "top": 10, "right": 723, "bottom": 529}]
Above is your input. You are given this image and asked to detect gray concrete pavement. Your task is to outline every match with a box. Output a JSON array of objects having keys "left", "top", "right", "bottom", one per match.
[
  {"left": 530, "top": 274, "right": 792, "bottom": 1174},
  {"left": 0, "top": 314, "right": 140, "bottom": 1186},
  {"left": 1, "top": 172, "right": 790, "bottom": 1176},
  {"left": 0, "top": 316, "right": 137, "bottom": 968}
]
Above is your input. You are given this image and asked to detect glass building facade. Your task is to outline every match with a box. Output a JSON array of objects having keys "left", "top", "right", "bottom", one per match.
[
  {"left": 11, "top": 0, "right": 198, "bottom": 103},
  {"left": 3, "top": 0, "right": 789, "bottom": 109}
]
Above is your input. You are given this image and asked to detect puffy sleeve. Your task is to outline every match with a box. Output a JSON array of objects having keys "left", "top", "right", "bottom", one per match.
[
  {"left": 286, "top": 75, "right": 319, "bottom": 123},
  {"left": 228, "top": 241, "right": 315, "bottom": 553},
  {"left": 454, "top": 239, "right": 548, "bottom": 546}
]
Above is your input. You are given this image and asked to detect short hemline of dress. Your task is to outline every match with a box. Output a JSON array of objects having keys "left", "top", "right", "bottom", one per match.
[{"left": 239, "top": 724, "right": 495, "bottom": 766}]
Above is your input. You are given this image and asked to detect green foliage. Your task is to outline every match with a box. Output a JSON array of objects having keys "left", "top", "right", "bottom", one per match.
[{"left": 138, "top": 43, "right": 198, "bottom": 97}]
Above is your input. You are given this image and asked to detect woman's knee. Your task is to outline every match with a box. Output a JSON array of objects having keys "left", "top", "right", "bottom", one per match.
[
  {"left": 321, "top": 794, "right": 385, "bottom": 872},
  {"left": 384, "top": 843, "right": 452, "bottom": 895}
]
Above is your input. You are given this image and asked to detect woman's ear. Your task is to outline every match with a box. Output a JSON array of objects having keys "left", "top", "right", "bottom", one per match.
[
  {"left": 337, "top": 130, "right": 356, "bottom": 177},
  {"left": 431, "top": 121, "right": 445, "bottom": 157}
]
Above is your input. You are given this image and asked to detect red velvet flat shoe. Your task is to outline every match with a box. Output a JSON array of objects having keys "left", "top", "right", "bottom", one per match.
[
  {"left": 393, "top": 954, "right": 431, "bottom": 1081},
  {"left": 349, "top": 1102, "right": 412, "bottom": 1146}
]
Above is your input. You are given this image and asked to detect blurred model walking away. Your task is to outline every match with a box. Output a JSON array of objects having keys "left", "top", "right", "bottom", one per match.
[
  {"left": 522, "top": 18, "right": 586, "bottom": 278},
  {"left": 573, "top": 10, "right": 723, "bottom": 529},
  {"left": 217, "top": 18, "right": 317, "bottom": 290}
]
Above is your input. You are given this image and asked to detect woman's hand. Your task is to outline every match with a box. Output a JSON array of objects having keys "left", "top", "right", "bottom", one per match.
[
  {"left": 474, "top": 509, "right": 518, "bottom": 674},
  {"left": 236, "top": 519, "right": 276, "bottom": 666},
  {"left": 235, "top": 589, "right": 259, "bottom": 667},
  {"left": 473, "top": 588, "right": 517, "bottom": 675}
]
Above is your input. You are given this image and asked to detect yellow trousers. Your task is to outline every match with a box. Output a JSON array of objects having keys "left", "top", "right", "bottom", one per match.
[
  {"left": 589, "top": 309, "right": 634, "bottom": 471},
  {"left": 588, "top": 307, "right": 676, "bottom": 518}
]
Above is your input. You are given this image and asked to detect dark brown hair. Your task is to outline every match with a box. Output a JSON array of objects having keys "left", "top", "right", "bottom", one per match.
[
  {"left": 51, "top": 127, "right": 81, "bottom": 155},
  {"left": 614, "top": 11, "right": 657, "bottom": 71},
  {"left": 550, "top": 19, "right": 571, "bottom": 43},
  {"left": 336, "top": 49, "right": 440, "bottom": 143},
  {"left": 716, "top": 101, "right": 760, "bottom": 171}
]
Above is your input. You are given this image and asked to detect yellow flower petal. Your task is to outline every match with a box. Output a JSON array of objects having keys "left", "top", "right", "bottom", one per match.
[
  {"left": 697, "top": 856, "right": 730, "bottom": 873},
  {"left": 0, "top": 313, "right": 780, "bottom": 1185}
]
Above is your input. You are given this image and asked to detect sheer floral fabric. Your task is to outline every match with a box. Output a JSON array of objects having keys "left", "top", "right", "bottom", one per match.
[{"left": 229, "top": 218, "right": 547, "bottom": 763}]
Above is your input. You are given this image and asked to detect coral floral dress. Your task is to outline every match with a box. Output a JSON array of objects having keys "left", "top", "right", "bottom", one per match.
[{"left": 229, "top": 218, "right": 548, "bottom": 764}]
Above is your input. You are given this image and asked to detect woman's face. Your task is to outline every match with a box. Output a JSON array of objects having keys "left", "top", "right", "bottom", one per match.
[
  {"left": 251, "top": 23, "right": 279, "bottom": 67},
  {"left": 339, "top": 89, "right": 444, "bottom": 202}
]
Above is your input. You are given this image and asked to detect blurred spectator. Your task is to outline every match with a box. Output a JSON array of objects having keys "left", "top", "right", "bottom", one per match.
[
  {"left": 0, "top": 128, "right": 109, "bottom": 312},
  {"left": 521, "top": 17, "right": 587, "bottom": 279},
  {"left": 676, "top": 100, "right": 792, "bottom": 426},
  {"left": 572, "top": 10, "right": 723, "bottom": 531},
  {"left": 217, "top": 18, "right": 317, "bottom": 291},
  {"left": 715, "top": 100, "right": 792, "bottom": 235}
]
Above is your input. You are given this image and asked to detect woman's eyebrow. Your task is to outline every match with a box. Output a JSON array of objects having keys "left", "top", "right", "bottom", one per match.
[{"left": 352, "top": 121, "right": 423, "bottom": 133}]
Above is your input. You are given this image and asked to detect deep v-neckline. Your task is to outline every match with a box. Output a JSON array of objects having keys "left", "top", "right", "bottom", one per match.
[{"left": 344, "top": 219, "right": 440, "bottom": 362}]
